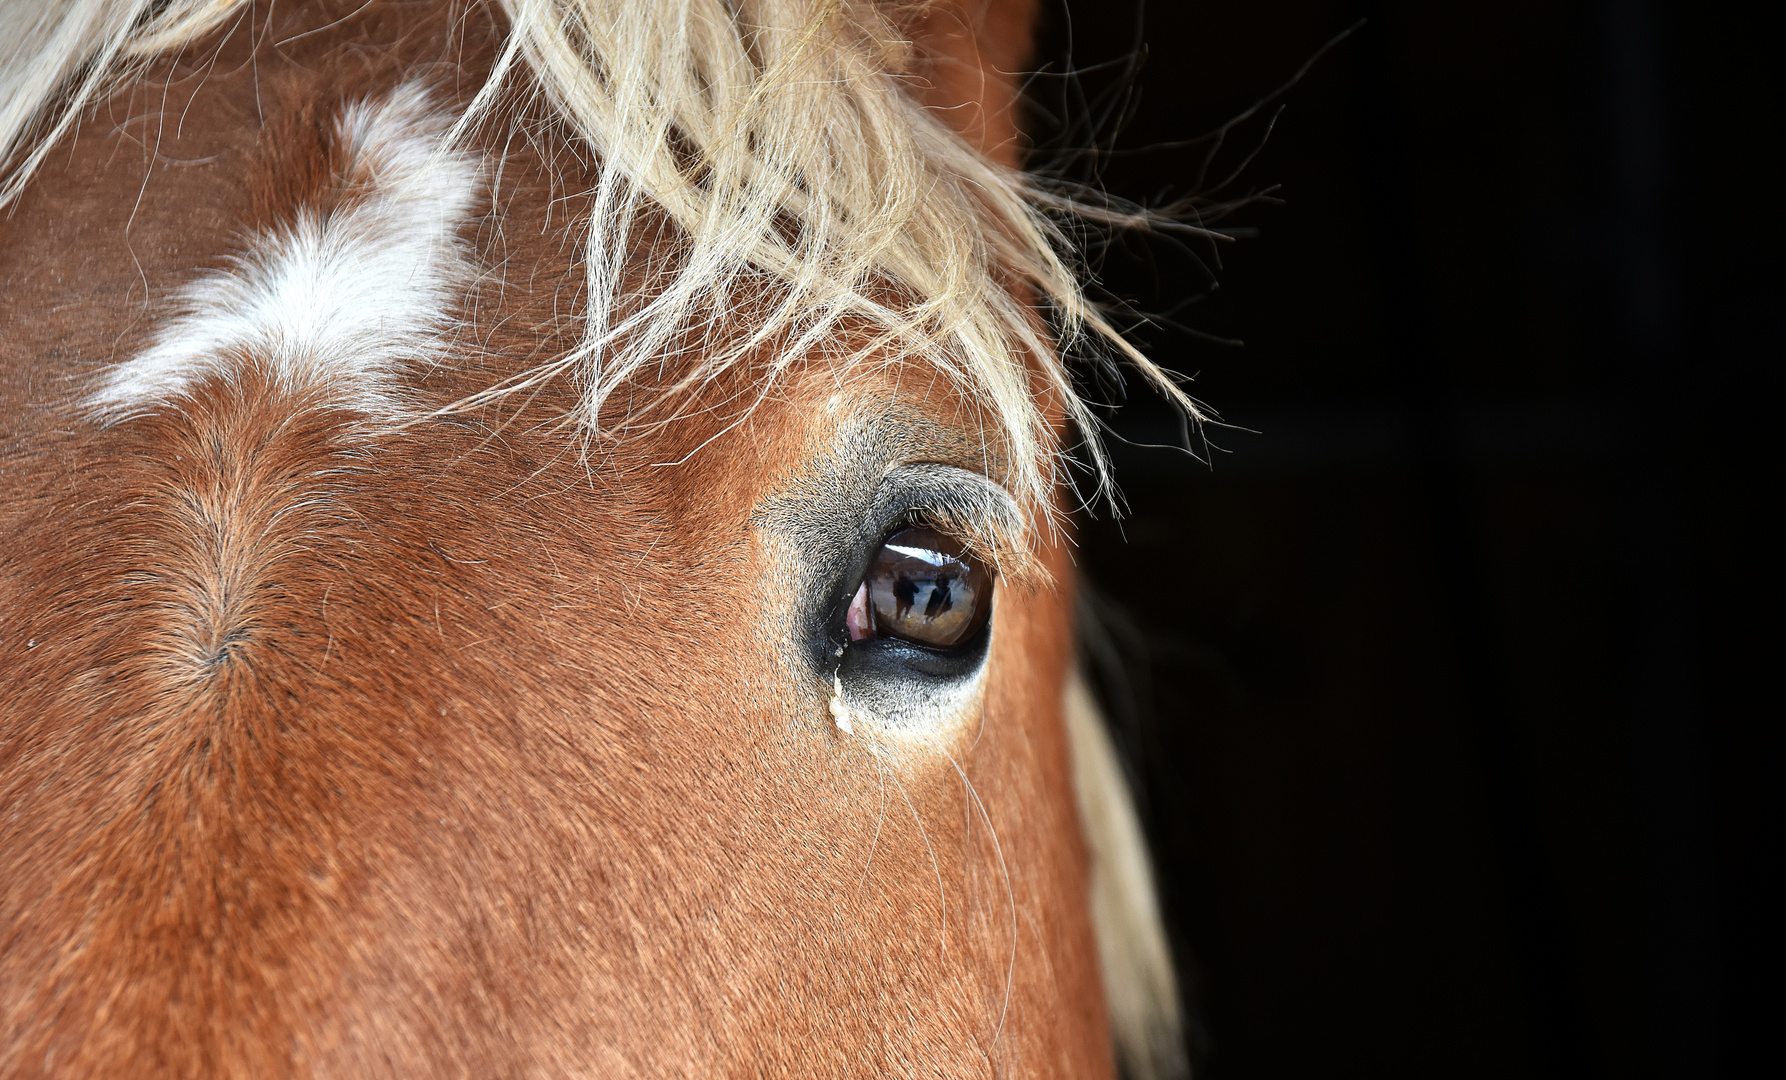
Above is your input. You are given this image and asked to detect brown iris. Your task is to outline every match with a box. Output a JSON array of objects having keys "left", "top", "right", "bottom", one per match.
[{"left": 846, "top": 526, "right": 991, "bottom": 649}]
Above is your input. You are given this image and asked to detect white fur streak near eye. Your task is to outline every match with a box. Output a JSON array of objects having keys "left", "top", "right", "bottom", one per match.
[
  {"left": 86, "top": 82, "right": 478, "bottom": 420},
  {"left": 829, "top": 674, "right": 856, "bottom": 735}
]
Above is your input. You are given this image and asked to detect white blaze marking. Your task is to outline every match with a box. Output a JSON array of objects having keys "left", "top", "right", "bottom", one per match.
[{"left": 87, "top": 83, "right": 480, "bottom": 418}]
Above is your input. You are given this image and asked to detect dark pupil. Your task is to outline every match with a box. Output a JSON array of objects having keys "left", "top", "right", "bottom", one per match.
[{"left": 868, "top": 526, "right": 990, "bottom": 648}]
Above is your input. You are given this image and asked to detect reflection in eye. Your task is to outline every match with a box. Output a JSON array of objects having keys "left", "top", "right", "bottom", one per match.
[{"left": 846, "top": 526, "right": 992, "bottom": 649}]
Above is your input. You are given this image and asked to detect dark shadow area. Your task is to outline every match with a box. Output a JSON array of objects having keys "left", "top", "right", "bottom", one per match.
[{"left": 1032, "top": 2, "right": 1778, "bottom": 1076}]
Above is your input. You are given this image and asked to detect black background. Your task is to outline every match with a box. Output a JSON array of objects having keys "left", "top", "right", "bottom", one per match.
[{"left": 1025, "top": 1, "right": 1777, "bottom": 1076}]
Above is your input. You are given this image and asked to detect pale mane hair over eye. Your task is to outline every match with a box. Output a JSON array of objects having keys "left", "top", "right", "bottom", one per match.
[{"left": 0, "top": 0, "right": 1204, "bottom": 517}]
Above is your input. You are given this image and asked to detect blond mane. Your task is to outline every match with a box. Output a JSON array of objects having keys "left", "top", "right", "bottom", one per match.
[{"left": 0, "top": 0, "right": 1203, "bottom": 515}]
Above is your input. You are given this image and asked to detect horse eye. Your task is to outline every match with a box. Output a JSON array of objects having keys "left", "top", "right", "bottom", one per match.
[{"left": 845, "top": 526, "right": 991, "bottom": 649}]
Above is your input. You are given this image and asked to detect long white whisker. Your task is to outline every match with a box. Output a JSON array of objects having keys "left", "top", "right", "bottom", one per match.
[{"left": 855, "top": 745, "right": 892, "bottom": 891}]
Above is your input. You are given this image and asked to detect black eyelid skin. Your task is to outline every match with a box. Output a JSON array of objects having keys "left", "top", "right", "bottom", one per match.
[{"left": 837, "top": 614, "right": 992, "bottom": 683}]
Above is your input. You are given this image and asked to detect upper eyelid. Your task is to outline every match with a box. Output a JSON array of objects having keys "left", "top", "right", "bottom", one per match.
[{"left": 870, "top": 464, "right": 1042, "bottom": 587}]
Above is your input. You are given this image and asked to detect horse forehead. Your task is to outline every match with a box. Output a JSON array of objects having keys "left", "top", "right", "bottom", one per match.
[
  {"left": 0, "top": 0, "right": 996, "bottom": 466},
  {"left": 0, "top": 50, "right": 1023, "bottom": 700},
  {"left": 0, "top": 63, "right": 996, "bottom": 560}
]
